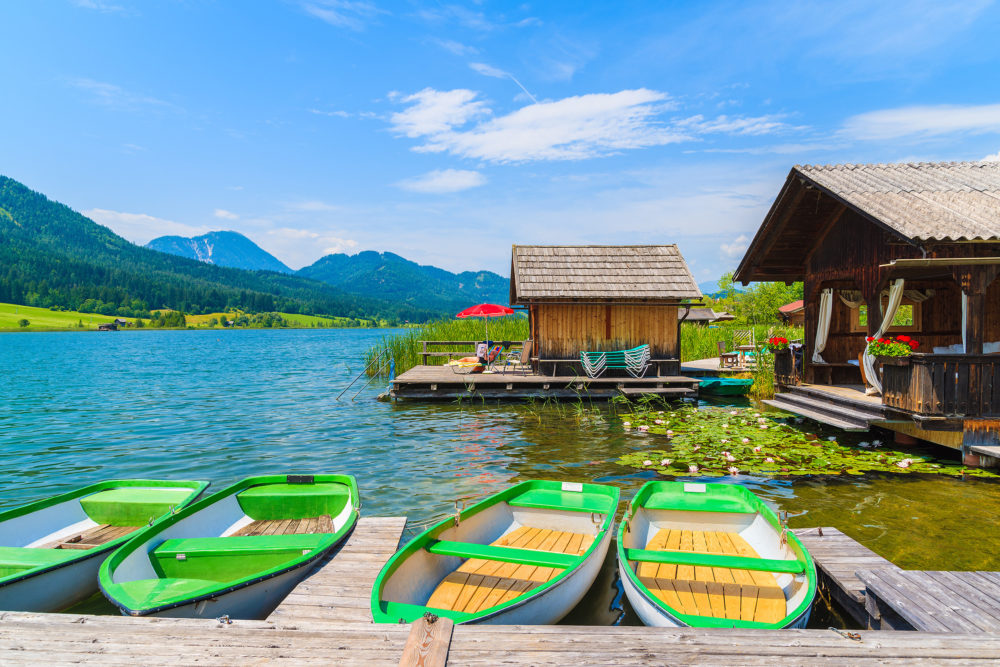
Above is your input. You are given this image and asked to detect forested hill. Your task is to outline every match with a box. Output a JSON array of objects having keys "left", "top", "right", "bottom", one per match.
[
  {"left": 147, "top": 231, "right": 292, "bottom": 274},
  {"left": 0, "top": 176, "right": 440, "bottom": 322},
  {"left": 298, "top": 251, "right": 510, "bottom": 313}
]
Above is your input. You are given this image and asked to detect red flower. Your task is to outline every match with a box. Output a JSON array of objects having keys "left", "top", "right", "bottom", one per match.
[
  {"left": 897, "top": 335, "right": 911, "bottom": 343},
  {"left": 878, "top": 338, "right": 888, "bottom": 344},
  {"left": 866, "top": 336, "right": 874, "bottom": 342},
  {"left": 909, "top": 340, "right": 920, "bottom": 349}
]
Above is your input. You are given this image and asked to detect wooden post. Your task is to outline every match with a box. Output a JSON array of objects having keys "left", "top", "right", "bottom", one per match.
[
  {"left": 953, "top": 265, "right": 999, "bottom": 356},
  {"left": 422, "top": 340, "right": 428, "bottom": 366},
  {"left": 398, "top": 613, "right": 454, "bottom": 667}
]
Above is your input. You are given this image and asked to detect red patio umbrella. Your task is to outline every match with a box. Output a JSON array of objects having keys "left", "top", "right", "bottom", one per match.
[{"left": 456, "top": 303, "right": 514, "bottom": 358}]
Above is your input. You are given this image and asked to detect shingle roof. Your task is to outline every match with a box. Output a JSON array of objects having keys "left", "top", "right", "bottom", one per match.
[
  {"left": 797, "top": 161, "right": 1000, "bottom": 241},
  {"left": 511, "top": 245, "right": 701, "bottom": 302}
]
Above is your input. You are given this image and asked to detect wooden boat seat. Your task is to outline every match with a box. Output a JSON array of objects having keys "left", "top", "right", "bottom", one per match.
[
  {"left": 426, "top": 526, "right": 595, "bottom": 614},
  {"left": 633, "top": 529, "right": 787, "bottom": 624},
  {"left": 230, "top": 515, "right": 333, "bottom": 536},
  {"left": 38, "top": 524, "right": 141, "bottom": 550}
]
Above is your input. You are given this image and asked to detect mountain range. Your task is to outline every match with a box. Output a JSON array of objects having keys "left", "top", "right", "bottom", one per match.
[
  {"left": 147, "top": 232, "right": 511, "bottom": 314},
  {"left": 0, "top": 175, "right": 448, "bottom": 322},
  {"left": 146, "top": 231, "right": 292, "bottom": 274}
]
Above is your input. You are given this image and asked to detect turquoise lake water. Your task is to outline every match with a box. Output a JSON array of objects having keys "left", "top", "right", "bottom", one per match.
[{"left": 3, "top": 328, "right": 999, "bottom": 622}]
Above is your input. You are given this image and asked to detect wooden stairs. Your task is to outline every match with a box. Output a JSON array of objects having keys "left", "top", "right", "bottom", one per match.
[{"left": 764, "top": 385, "right": 888, "bottom": 432}]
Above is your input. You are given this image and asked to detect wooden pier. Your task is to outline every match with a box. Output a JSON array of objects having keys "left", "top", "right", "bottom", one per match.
[
  {"left": 2, "top": 521, "right": 1000, "bottom": 664},
  {"left": 390, "top": 365, "right": 700, "bottom": 400}
]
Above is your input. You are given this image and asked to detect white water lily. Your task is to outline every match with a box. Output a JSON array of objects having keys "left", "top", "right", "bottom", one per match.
[
  {"left": 720, "top": 439, "right": 730, "bottom": 444},
  {"left": 728, "top": 466, "right": 740, "bottom": 475},
  {"left": 661, "top": 459, "right": 672, "bottom": 466},
  {"left": 693, "top": 445, "right": 701, "bottom": 451},
  {"left": 759, "top": 425, "right": 768, "bottom": 430},
  {"left": 638, "top": 425, "right": 649, "bottom": 432},
  {"left": 873, "top": 439, "right": 883, "bottom": 447},
  {"left": 688, "top": 464, "right": 699, "bottom": 473},
  {"left": 643, "top": 460, "right": 653, "bottom": 466},
  {"left": 827, "top": 436, "right": 837, "bottom": 441},
  {"left": 654, "top": 419, "right": 664, "bottom": 425},
  {"left": 666, "top": 429, "right": 674, "bottom": 435},
  {"left": 753, "top": 412, "right": 761, "bottom": 417},
  {"left": 729, "top": 410, "right": 738, "bottom": 416},
  {"left": 896, "top": 459, "right": 913, "bottom": 468},
  {"left": 753, "top": 446, "right": 762, "bottom": 453},
  {"left": 742, "top": 438, "right": 751, "bottom": 444},
  {"left": 622, "top": 421, "right": 631, "bottom": 427},
  {"left": 764, "top": 457, "right": 775, "bottom": 463},
  {"left": 724, "top": 454, "right": 736, "bottom": 463}
]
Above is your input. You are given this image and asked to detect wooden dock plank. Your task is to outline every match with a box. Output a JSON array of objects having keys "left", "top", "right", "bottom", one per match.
[
  {"left": 4, "top": 613, "right": 1000, "bottom": 665},
  {"left": 857, "top": 569, "right": 1000, "bottom": 634},
  {"left": 267, "top": 516, "right": 407, "bottom": 625},
  {"left": 793, "top": 527, "right": 899, "bottom": 627}
]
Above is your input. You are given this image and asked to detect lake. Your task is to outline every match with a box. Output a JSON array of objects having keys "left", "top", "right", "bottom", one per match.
[{"left": 2, "top": 328, "right": 999, "bottom": 622}]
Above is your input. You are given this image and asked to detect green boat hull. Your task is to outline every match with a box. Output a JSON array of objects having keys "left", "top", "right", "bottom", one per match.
[
  {"left": 0, "top": 479, "right": 209, "bottom": 612},
  {"left": 99, "top": 474, "right": 359, "bottom": 619},
  {"left": 699, "top": 378, "right": 754, "bottom": 395}
]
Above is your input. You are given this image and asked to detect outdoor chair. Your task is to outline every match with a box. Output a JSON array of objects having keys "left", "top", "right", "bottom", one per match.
[
  {"left": 580, "top": 344, "right": 650, "bottom": 378},
  {"left": 733, "top": 329, "right": 756, "bottom": 367},
  {"left": 502, "top": 340, "right": 533, "bottom": 375},
  {"left": 717, "top": 341, "right": 740, "bottom": 368},
  {"left": 448, "top": 344, "right": 502, "bottom": 374}
]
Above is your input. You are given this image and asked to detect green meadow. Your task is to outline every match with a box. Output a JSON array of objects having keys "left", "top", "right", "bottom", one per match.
[{"left": 0, "top": 303, "right": 126, "bottom": 331}]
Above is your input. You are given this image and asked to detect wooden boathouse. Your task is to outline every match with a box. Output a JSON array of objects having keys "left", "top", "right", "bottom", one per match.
[
  {"left": 510, "top": 244, "right": 702, "bottom": 376},
  {"left": 734, "top": 161, "right": 1000, "bottom": 464},
  {"left": 389, "top": 244, "right": 703, "bottom": 400}
]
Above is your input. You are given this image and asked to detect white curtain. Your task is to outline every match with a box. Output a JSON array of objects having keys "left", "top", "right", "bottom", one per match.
[
  {"left": 812, "top": 288, "right": 833, "bottom": 364},
  {"left": 838, "top": 290, "right": 864, "bottom": 309},
  {"left": 961, "top": 292, "right": 968, "bottom": 353},
  {"left": 863, "top": 279, "right": 906, "bottom": 395}
]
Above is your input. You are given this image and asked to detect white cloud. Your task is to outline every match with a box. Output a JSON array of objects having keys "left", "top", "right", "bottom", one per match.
[
  {"left": 720, "top": 234, "right": 750, "bottom": 259},
  {"left": 432, "top": 39, "right": 478, "bottom": 56},
  {"left": 214, "top": 209, "right": 239, "bottom": 220},
  {"left": 842, "top": 103, "right": 1000, "bottom": 141},
  {"left": 982, "top": 150, "right": 1000, "bottom": 162},
  {"left": 675, "top": 114, "right": 797, "bottom": 136},
  {"left": 389, "top": 88, "right": 490, "bottom": 138},
  {"left": 299, "top": 1, "right": 381, "bottom": 30},
  {"left": 71, "top": 0, "right": 126, "bottom": 13},
  {"left": 388, "top": 87, "right": 795, "bottom": 163},
  {"left": 83, "top": 209, "right": 209, "bottom": 245},
  {"left": 264, "top": 228, "right": 358, "bottom": 266},
  {"left": 286, "top": 200, "right": 341, "bottom": 212},
  {"left": 70, "top": 78, "right": 177, "bottom": 112},
  {"left": 469, "top": 62, "right": 508, "bottom": 78},
  {"left": 469, "top": 63, "right": 538, "bottom": 103},
  {"left": 396, "top": 169, "right": 487, "bottom": 194},
  {"left": 308, "top": 108, "right": 351, "bottom": 118}
]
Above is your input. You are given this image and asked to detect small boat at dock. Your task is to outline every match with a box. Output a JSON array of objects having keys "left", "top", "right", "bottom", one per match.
[
  {"left": 0, "top": 479, "right": 208, "bottom": 612},
  {"left": 617, "top": 481, "right": 816, "bottom": 628},
  {"left": 698, "top": 377, "right": 754, "bottom": 396},
  {"left": 99, "top": 474, "right": 359, "bottom": 619},
  {"left": 371, "top": 479, "right": 619, "bottom": 625}
]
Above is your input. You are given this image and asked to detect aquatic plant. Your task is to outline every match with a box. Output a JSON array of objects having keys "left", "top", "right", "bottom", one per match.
[
  {"left": 363, "top": 316, "right": 529, "bottom": 376},
  {"left": 617, "top": 405, "right": 999, "bottom": 478}
]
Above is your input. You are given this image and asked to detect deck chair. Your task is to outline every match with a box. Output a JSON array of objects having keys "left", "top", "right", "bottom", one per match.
[
  {"left": 732, "top": 329, "right": 756, "bottom": 367},
  {"left": 448, "top": 344, "right": 502, "bottom": 374},
  {"left": 717, "top": 341, "right": 740, "bottom": 368},
  {"left": 501, "top": 340, "right": 533, "bottom": 375}
]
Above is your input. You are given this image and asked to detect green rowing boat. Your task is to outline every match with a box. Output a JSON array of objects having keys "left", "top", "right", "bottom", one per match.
[
  {"left": 0, "top": 479, "right": 208, "bottom": 612},
  {"left": 99, "top": 474, "right": 359, "bottom": 619}
]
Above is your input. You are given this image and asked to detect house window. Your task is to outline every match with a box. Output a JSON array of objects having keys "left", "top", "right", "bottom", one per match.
[{"left": 850, "top": 301, "right": 921, "bottom": 333}]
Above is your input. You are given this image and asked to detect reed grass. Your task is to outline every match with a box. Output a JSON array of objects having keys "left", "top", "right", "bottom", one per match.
[{"left": 364, "top": 316, "right": 529, "bottom": 376}]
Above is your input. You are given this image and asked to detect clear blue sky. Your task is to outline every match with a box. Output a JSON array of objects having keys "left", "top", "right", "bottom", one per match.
[{"left": 3, "top": 1, "right": 1000, "bottom": 280}]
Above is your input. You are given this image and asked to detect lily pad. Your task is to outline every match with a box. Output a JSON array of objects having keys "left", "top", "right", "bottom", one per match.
[{"left": 616, "top": 405, "right": 998, "bottom": 478}]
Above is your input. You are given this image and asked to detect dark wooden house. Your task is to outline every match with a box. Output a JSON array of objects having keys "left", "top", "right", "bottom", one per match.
[
  {"left": 735, "top": 161, "right": 1000, "bottom": 464},
  {"left": 510, "top": 245, "right": 702, "bottom": 375},
  {"left": 778, "top": 300, "right": 804, "bottom": 326}
]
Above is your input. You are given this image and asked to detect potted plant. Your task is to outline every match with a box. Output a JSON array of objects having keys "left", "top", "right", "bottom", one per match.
[
  {"left": 866, "top": 335, "right": 920, "bottom": 365},
  {"left": 764, "top": 336, "right": 790, "bottom": 352}
]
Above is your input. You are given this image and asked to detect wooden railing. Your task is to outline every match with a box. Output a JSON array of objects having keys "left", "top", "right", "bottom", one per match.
[{"left": 881, "top": 354, "right": 1000, "bottom": 418}]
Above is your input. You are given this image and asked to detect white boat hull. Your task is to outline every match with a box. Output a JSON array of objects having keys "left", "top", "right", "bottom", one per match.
[
  {"left": 0, "top": 550, "right": 106, "bottom": 612},
  {"left": 618, "top": 558, "right": 811, "bottom": 628}
]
